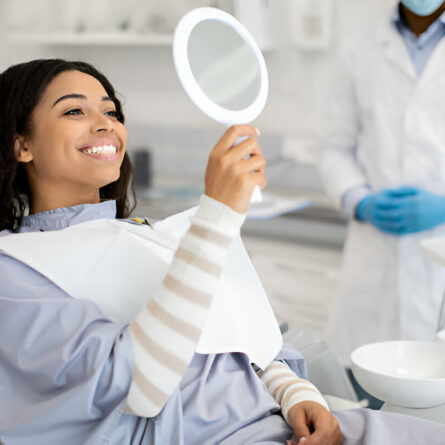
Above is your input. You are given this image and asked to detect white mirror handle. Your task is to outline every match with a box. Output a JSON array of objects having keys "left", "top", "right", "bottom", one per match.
[{"left": 251, "top": 185, "right": 263, "bottom": 203}]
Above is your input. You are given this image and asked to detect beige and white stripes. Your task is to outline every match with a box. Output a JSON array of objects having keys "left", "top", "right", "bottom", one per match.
[
  {"left": 260, "top": 361, "right": 329, "bottom": 424},
  {"left": 125, "top": 195, "right": 245, "bottom": 418}
]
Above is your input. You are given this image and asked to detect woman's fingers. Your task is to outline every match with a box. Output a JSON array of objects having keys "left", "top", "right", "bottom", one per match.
[
  {"left": 236, "top": 153, "right": 266, "bottom": 174},
  {"left": 248, "top": 170, "right": 267, "bottom": 190},
  {"left": 305, "top": 410, "right": 343, "bottom": 445},
  {"left": 288, "top": 403, "right": 343, "bottom": 445},
  {"left": 223, "top": 136, "right": 263, "bottom": 162},
  {"left": 204, "top": 125, "right": 266, "bottom": 213},
  {"left": 213, "top": 125, "right": 260, "bottom": 155}
]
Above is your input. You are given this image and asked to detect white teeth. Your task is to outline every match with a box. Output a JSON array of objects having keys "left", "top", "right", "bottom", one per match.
[{"left": 82, "top": 144, "right": 117, "bottom": 155}]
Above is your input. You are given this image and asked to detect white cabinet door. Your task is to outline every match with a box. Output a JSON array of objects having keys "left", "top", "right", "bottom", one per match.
[{"left": 243, "top": 235, "right": 342, "bottom": 337}]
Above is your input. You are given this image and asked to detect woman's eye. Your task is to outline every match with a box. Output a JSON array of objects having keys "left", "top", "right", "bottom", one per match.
[
  {"left": 105, "top": 110, "right": 118, "bottom": 118},
  {"left": 64, "top": 108, "right": 83, "bottom": 116}
]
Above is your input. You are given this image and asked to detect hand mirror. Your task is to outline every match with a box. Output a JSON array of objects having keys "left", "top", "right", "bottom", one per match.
[{"left": 173, "top": 7, "right": 269, "bottom": 202}]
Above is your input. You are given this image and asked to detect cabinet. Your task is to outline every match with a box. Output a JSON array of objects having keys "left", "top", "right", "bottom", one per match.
[
  {"left": 242, "top": 235, "right": 342, "bottom": 337},
  {"left": 1, "top": 0, "right": 230, "bottom": 46}
]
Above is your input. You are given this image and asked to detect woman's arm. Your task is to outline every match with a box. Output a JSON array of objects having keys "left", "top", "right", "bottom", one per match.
[
  {"left": 260, "top": 362, "right": 343, "bottom": 445},
  {"left": 259, "top": 361, "right": 329, "bottom": 423},
  {"left": 125, "top": 195, "right": 244, "bottom": 416},
  {"left": 126, "top": 125, "right": 266, "bottom": 417}
]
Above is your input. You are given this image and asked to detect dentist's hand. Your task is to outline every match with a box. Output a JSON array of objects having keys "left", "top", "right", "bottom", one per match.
[
  {"left": 356, "top": 189, "right": 407, "bottom": 234},
  {"left": 392, "top": 187, "right": 445, "bottom": 234},
  {"left": 356, "top": 187, "right": 445, "bottom": 235},
  {"left": 204, "top": 125, "right": 266, "bottom": 214},
  {"left": 286, "top": 401, "right": 343, "bottom": 445}
]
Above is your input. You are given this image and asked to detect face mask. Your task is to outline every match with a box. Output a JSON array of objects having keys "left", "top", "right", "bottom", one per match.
[{"left": 401, "top": 0, "right": 444, "bottom": 16}]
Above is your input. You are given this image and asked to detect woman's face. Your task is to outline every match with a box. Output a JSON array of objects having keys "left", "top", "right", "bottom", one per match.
[{"left": 19, "top": 70, "right": 127, "bottom": 207}]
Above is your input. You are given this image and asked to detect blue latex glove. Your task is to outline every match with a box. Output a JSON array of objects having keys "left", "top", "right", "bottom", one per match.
[{"left": 356, "top": 187, "right": 445, "bottom": 235}]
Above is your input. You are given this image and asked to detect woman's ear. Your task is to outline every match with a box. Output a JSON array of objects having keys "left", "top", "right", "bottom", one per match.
[{"left": 14, "top": 137, "right": 33, "bottom": 163}]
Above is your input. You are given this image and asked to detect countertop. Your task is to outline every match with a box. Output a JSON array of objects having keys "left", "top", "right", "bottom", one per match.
[{"left": 132, "top": 182, "right": 347, "bottom": 249}]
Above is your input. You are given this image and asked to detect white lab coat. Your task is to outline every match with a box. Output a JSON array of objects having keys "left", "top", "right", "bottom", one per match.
[{"left": 319, "top": 20, "right": 445, "bottom": 364}]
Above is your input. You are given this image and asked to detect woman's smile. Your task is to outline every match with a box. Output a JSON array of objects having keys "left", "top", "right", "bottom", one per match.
[{"left": 77, "top": 136, "right": 122, "bottom": 161}]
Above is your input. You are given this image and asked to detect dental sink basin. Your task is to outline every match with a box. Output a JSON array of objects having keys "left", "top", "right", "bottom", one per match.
[{"left": 351, "top": 341, "right": 445, "bottom": 409}]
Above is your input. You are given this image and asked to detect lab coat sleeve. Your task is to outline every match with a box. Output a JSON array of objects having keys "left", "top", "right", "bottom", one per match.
[
  {"left": 318, "top": 48, "right": 369, "bottom": 209},
  {"left": 125, "top": 195, "right": 245, "bottom": 418},
  {"left": 0, "top": 253, "right": 134, "bottom": 443},
  {"left": 341, "top": 185, "right": 372, "bottom": 219}
]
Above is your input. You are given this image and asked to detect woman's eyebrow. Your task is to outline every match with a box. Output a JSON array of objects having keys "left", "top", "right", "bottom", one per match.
[
  {"left": 52, "top": 94, "right": 113, "bottom": 108},
  {"left": 52, "top": 94, "right": 86, "bottom": 107}
]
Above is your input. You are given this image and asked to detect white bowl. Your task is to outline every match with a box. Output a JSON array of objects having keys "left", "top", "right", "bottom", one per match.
[{"left": 351, "top": 341, "right": 445, "bottom": 408}]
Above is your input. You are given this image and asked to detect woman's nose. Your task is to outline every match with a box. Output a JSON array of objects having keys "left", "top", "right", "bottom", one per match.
[{"left": 90, "top": 111, "right": 113, "bottom": 132}]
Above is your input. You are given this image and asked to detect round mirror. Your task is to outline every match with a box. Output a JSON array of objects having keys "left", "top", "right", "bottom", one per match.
[{"left": 173, "top": 7, "right": 268, "bottom": 125}]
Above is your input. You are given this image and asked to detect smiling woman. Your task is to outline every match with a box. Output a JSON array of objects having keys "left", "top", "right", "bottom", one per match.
[{"left": 0, "top": 60, "right": 134, "bottom": 231}]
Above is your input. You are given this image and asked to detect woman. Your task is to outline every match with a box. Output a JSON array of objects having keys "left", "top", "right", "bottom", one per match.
[
  {"left": 0, "top": 59, "right": 443, "bottom": 445},
  {"left": 0, "top": 59, "right": 340, "bottom": 445}
]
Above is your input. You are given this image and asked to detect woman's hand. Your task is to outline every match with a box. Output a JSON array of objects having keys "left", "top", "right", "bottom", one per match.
[
  {"left": 204, "top": 125, "right": 266, "bottom": 214},
  {"left": 286, "top": 401, "right": 343, "bottom": 445}
]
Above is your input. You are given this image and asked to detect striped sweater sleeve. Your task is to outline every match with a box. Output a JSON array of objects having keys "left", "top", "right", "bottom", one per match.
[
  {"left": 125, "top": 194, "right": 245, "bottom": 417},
  {"left": 259, "top": 361, "right": 329, "bottom": 424}
]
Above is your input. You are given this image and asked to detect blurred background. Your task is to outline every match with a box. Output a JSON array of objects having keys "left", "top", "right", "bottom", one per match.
[{"left": 0, "top": 0, "right": 396, "bottom": 338}]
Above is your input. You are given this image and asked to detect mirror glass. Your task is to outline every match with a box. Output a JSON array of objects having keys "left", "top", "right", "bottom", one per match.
[{"left": 187, "top": 19, "right": 261, "bottom": 111}]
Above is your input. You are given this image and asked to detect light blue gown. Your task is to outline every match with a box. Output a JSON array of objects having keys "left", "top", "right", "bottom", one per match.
[
  {"left": 1, "top": 201, "right": 445, "bottom": 444},
  {"left": 0, "top": 201, "right": 301, "bottom": 444}
]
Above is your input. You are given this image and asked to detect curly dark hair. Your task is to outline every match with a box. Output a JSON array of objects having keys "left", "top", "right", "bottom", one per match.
[{"left": 0, "top": 59, "right": 136, "bottom": 231}]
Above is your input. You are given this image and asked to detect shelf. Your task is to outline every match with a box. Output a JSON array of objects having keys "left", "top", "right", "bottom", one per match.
[{"left": 6, "top": 31, "right": 173, "bottom": 46}]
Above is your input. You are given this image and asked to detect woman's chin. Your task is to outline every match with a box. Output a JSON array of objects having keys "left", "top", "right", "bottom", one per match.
[{"left": 97, "top": 171, "right": 122, "bottom": 189}]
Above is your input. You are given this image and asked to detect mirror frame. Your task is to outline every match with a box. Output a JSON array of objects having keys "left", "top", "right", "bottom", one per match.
[{"left": 173, "top": 7, "right": 269, "bottom": 125}]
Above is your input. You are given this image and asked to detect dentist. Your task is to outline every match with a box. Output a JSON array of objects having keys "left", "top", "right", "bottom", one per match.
[{"left": 319, "top": 0, "right": 445, "bottom": 380}]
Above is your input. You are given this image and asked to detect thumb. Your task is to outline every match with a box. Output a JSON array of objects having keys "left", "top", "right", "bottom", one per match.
[{"left": 291, "top": 408, "right": 311, "bottom": 441}]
